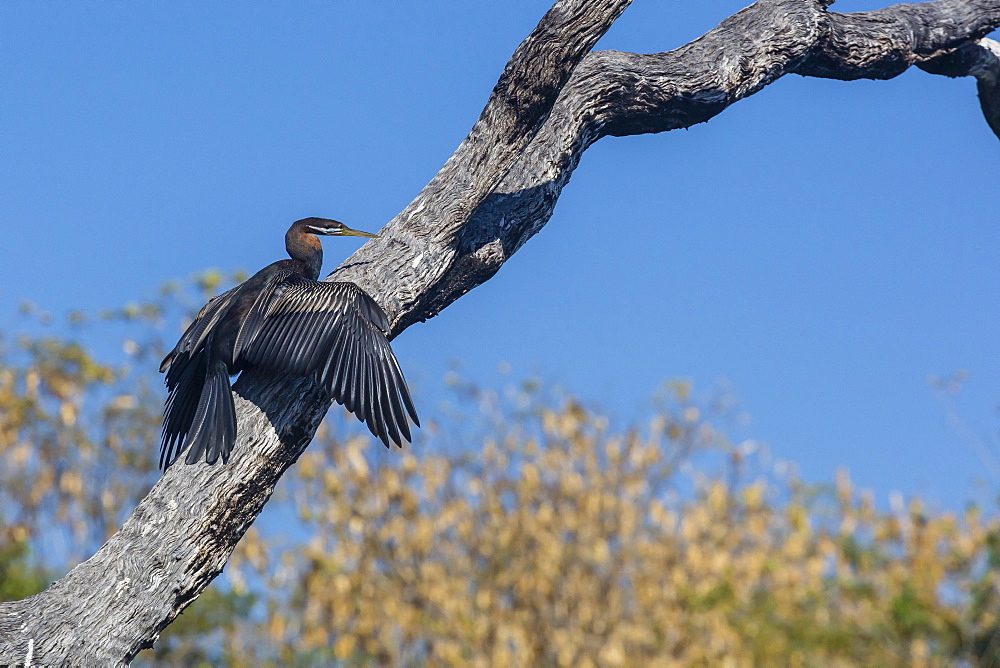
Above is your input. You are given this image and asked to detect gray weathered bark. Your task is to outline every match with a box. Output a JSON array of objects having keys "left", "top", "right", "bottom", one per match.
[{"left": 1, "top": 0, "right": 996, "bottom": 664}]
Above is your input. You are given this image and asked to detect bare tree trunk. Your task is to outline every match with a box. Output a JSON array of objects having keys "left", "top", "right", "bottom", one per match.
[{"left": 1, "top": 0, "right": 997, "bottom": 664}]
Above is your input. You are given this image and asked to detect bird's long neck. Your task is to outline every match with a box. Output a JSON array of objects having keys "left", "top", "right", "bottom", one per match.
[{"left": 285, "top": 229, "right": 324, "bottom": 280}]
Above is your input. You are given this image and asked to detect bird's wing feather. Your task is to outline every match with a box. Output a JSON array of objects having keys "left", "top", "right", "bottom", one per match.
[
  {"left": 240, "top": 277, "right": 418, "bottom": 447},
  {"left": 160, "top": 285, "right": 241, "bottom": 374},
  {"left": 232, "top": 271, "right": 290, "bottom": 358}
]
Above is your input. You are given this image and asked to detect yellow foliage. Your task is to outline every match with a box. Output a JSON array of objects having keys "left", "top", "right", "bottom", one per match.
[
  {"left": 0, "top": 327, "right": 161, "bottom": 566},
  {"left": 225, "top": 388, "right": 1000, "bottom": 666},
  {"left": 3, "top": 305, "right": 999, "bottom": 665}
]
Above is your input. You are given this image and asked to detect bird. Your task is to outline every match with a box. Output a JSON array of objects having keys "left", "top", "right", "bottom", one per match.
[{"left": 158, "top": 217, "right": 419, "bottom": 468}]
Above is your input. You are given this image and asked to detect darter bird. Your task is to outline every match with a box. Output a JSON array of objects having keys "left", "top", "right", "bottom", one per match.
[{"left": 158, "top": 217, "right": 419, "bottom": 468}]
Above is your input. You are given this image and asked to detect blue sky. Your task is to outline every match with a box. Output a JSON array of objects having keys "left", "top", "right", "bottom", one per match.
[{"left": 3, "top": 1, "right": 998, "bottom": 511}]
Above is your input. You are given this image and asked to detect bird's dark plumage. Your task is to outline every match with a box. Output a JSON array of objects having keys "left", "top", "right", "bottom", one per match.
[{"left": 159, "top": 217, "right": 419, "bottom": 468}]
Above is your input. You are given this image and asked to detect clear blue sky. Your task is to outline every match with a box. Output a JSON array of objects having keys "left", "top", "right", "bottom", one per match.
[{"left": 3, "top": 1, "right": 997, "bottom": 510}]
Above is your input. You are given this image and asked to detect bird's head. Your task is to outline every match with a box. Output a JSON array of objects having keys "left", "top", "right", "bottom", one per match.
[
  {"left": 297, "top": 217, "right": 379, "bottom": 239},
  {"left": 286, "top": 217, "right": 379, "bottom": 277}
]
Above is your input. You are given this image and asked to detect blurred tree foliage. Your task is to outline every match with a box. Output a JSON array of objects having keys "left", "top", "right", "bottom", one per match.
[{"left": 1, "top": 281, "right": 998, "bottom": 666}]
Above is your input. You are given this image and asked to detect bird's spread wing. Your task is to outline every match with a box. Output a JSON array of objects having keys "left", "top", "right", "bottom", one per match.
[
  {"left": 159, "top": 285, "right": 241, "bottom": 375},
  {"left": 240, "top": 277, "right": 418, "bottom": 447}
]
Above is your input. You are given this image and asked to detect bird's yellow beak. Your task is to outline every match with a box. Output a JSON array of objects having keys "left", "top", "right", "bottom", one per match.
[{"left": 339, "top": 225, "right": 379, "bottom": 238}]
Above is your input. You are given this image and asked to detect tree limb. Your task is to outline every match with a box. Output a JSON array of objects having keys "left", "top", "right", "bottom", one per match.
[
  {"left": 920, "top": 36, "right": 1000, "bottom": 136},
  {"left": 1, "top": 0, "right": 995, "bottom": 664},
  {"left": 379, "top": 0, "right": 1000, "bottom": 316},
  {"left": 0, "top": 0, "right": 631, "bottom": 664}
]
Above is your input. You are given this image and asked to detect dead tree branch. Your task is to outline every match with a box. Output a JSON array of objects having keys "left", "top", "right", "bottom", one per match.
[{"left": 1, "top": 0, "right": 995, "bottom": 664}]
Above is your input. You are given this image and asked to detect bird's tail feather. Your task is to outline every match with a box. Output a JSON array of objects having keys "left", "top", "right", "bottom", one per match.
[
  {"left": 183, "top": 358, "right": 237, "bottom": 466},
  {"left": 161, "top": 353, "right": 207, "bottom": 468}
]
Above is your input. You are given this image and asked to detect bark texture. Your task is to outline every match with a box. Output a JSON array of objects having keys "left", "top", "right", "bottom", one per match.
[{"left": 1, "top": 0, "right": 996, "bottom": 664}]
